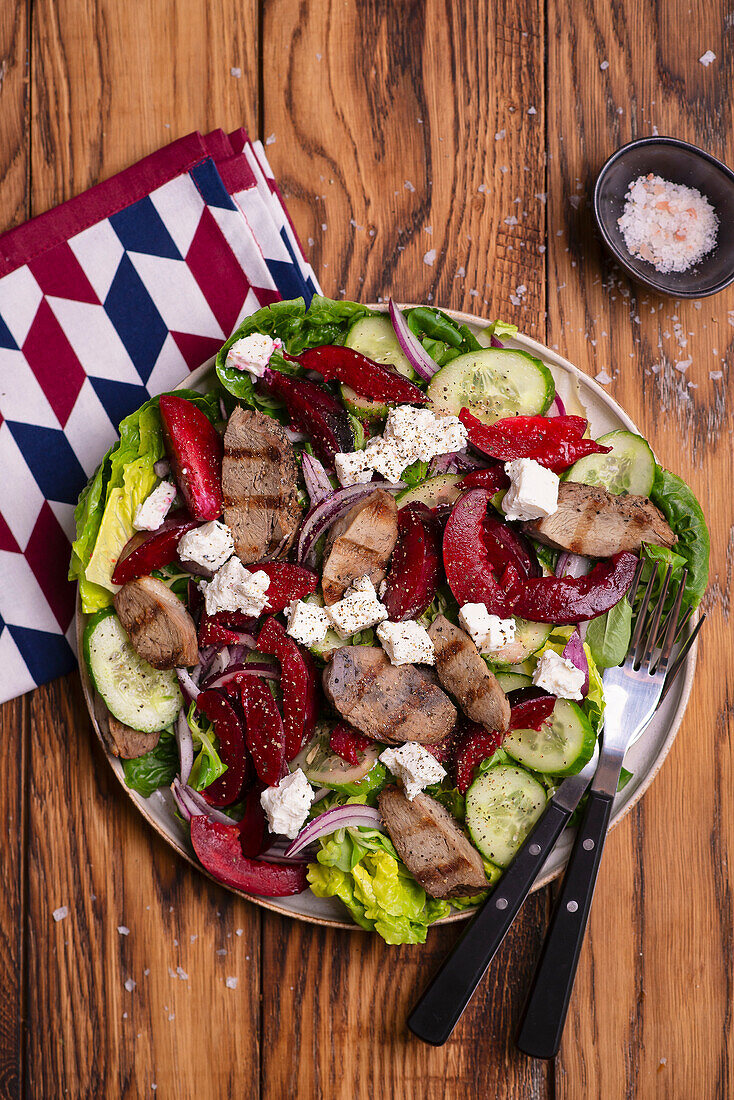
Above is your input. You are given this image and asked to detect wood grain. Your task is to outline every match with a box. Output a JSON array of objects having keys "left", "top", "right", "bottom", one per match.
[
  {"left": 546, "top": 1, "right": 734, "bottom": 1096},
  {"left": 260, "top": 3, "right": 551, "bottom": 1097}
]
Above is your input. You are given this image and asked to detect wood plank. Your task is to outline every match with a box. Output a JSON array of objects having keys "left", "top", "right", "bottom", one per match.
[
  {"left": 0, "top": 4, "right": 30, "bottom": 1098},
  {"left": 261, "top": 2, "right": 550, "bottom": 1096},
  {"left": 547, "top": 1, "right": 734, "bottom": 1095},
  {"left": 25, "top": 1, "right": 262, "bottom": 1095}
]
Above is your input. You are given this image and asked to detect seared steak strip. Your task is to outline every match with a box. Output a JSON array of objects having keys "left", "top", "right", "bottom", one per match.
[
  {"left": 323, "top": 646, "right": 456, "bottom": 745},
  {"left": 114, "top": 575, "right": 198, "bottom": 670},
  {"left": 222, "top": 407, "right": 301, "bottom": 563},
  {"left": 428, "top": 615, "right": 510, "bottom": 732},
  {"left": 94, "top": 695, "right": 161, "bottom": 759},
  {"left": 322, "top": 489, "right": 399, "bottom": 605},
  {"left": 379, "top": 786, "right": 487, "bottom": 898},
  {"left": 522, "top": 481, "right": 676, "bottom": 557}
]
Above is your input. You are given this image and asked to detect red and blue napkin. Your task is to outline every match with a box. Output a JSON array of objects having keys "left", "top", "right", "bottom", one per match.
[{"left": 0, "top": 129, "right": 321, "bottom": 703}]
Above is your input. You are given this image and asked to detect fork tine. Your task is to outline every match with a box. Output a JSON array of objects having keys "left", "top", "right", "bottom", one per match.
[
  {"left": 629, "top": 567, "right": 657, "bottom": 664},
  {"left": 640, "top": 565, "right": 674, "bottom": 668},
  {"left": 652, "top": 569, "right": 688, "bottom": 675},
  {"left": 627, "top": 557, "right": 645, "bottom": 606},
  {"left": 659, "top": 599, "right": 694, "bottom": 650},
  {"left": 658, "top": 611, "right": 705, "bottom": 704}
]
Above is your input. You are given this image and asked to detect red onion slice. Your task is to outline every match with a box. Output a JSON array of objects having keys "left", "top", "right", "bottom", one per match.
[
  {"left": 285, "top": 804, "right": 383, "bottom": 857},
  {"left": 554, "top": 551, "right": 592, "bottom": 579},
  {"left": 176, "top": 667, "right": 200, "bottom": 704},
  {"left": 173, "top": 778, "right": 235, "bottom": 825},
  {"left": 302, "top": 452, "right": 334, "bottom": 506},
  {"left": 176, "top": 708, "right": 195, "bottom": 786},
  {"left": 388, "top": 299, "right": 440, "bottom": 381},
  {"left": 562, "top": 630, "right": 590, "bottom": 695},
  {"left": 548, "top": 393, "right": 567, "bottom": 416},
  {"left": 296, "top": 481, "right": 404, "bottom": 564},
  {"left": 201, "top": 661, "right": 280, "bottom": 692},
  {"left": 429, "top": 450, "right": 490, "bottom": 476}
]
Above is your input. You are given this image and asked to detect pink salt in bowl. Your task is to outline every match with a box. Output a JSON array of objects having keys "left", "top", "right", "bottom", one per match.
[{"left": 593, "top": 136, "right": 734, "bottom": 298}]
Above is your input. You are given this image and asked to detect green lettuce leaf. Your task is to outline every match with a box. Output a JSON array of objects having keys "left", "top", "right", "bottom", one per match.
[
  {"left": 582, "top": 643, "right": 605, "bottom": 736},
  {"left": 186, "top": 700, "right": 227, "bottom": 792},
  {"left": 70, "top": 389, "right": 219, "bottom": 613},
  {"left": 585, "top": 597, "right": 632, "bottom": 670},
  {"left": 122, "top": 727, "right": 178, "bottom": 797},
  {"left": 650, "top": 466, "right": 709, "bottom": 607}
]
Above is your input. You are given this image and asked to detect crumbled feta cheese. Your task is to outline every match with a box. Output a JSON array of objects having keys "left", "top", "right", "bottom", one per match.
[
  {"left": 376, "top": 620, "right": 435, "bottom": 665},
  {"left": 459, "top": 604, "right": 516, "bottom": 655},
  {"left": 260, "top": 768, "right": 314, "bottom": 838},
  {"left": 334, "top": 450, "right": 373, "bottom": 487},
  {"left": 225, "top": 333, "right": 281, "bottom": 377},
  {"left": 532, "top": 649, "right": 585, "bottom": 700},
  {"left": 286, "top": 600, "right": 330, "bottom": 647},
  {"left": 201, "top": 557, "right": 271, "bottom": 616},
  {"left": 133, "top": 480, "right": 177, "bottom": 531},
  {"left": 379, "top": 742, "right": 446, "bottom": 800},
  {"left": 326, "top": 575, "right": 388, "bottom": 638},
  {"left": 384, "top": 405, "right": 438, "bottom": 461},
  {"left": 502, "top": 459, "right": 559, "bottom": 522},
  {"left": 363, "top": 438, "right": 407, "bottom": 482},
  {"left": 177, "top": 520, "right": 234, "bottom": 572},
  {"left": 429, "top": 414, "right": 467, "bottom": 456}
]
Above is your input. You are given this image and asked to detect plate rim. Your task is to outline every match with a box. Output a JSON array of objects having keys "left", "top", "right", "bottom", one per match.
[{"left": 77, "top": 305, "right": 698, "bottom": 931}]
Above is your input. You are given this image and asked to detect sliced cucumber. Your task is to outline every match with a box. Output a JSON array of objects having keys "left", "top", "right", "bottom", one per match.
[
  {"left": 84, "top": 610, "right": 182, "bottom": 734},
  {"left": 564, "top": 429, "right": 655, "bottom": 496},
  {"left": 396, "top": 473, "right": 464, "bottom": 509},
  {"left": 292, "top": 728, "right": 386, "bottom": 795},
  {"left": 503, "top": 699, "right": 595, "bottom": 776},
  {"left": 488, "top": 619, "right": 552, "bottom": 665},
  {"left": 426, "top": 348, "right": 555, "bottom": 424},
  {"left": 466, "top": 765, "right": 547, "bottom": 867},
  {"left": 494, "top": 672, "right": 532, "bottom": 692},
  {"left": 342, "top": 315, "right": 416, "bottom": 419}
]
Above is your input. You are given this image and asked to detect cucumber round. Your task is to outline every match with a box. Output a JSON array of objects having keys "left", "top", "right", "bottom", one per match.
[
  {"left": 342, "top": 315, "right": 416, "bottom": 419},
  {"left": 488, "top": 619, "right": 552, "bottom": 665},
  {"left": 503, "top": 699, "right": 595, "bottom": 776},
  {"left": 466, "top": 765, "right": 547, "bottom": 867},
  {"left": 494, "top": 672, "right": 532, "bottom": 692},
  {"left": 292, "top": 729, "right": 386, "bottom": 795},
  {"left": 84, "top": 610, "right": 182, "bottom": 733},
  {"left": 426, "top": 348, "right": 555, "bottom": 424},
  {"left": 564, "top": 429, "right": 655, "bottom": 496},
  {"left": 396, "top": 473, "right": 464, "bottom": 509}
]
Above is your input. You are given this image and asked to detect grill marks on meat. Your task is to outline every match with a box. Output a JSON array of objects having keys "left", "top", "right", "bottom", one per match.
[
  {"left": 379, "top": 786, "right": 487, "bottom": 898},
  {"left": 522, "top": 481, "right": 676, "bottom": 557},
  {"left": 114, "top": 575, "right": 198, "bottom": 670},
  {"left": 323, "top": 646, "right": 457, "bottom": 745},
  {"left": 321, "top": 489, "right": 399, "bottom": 605},
  {"left": 222, "top": 407, "right": 301, "bottom": 563},
  {"left": 428, "top": 615, "right": 510, "bottom": 732}
]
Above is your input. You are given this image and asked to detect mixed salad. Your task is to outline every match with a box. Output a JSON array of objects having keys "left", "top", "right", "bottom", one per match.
[{"left": 71, "top": 296, "right": 708, "bottom": 945}]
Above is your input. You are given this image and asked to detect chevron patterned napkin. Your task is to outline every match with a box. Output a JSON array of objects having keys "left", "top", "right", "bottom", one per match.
[{"left": 0, "top": 129, "right": 321, "bottom": 703}]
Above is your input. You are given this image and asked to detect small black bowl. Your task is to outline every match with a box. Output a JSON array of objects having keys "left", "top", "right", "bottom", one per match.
[{"left": 593, "top": 136, "right": 734, "bottom": 298}]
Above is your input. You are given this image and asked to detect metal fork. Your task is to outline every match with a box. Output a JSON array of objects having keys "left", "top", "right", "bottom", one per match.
[{"left": 515, "top": 564, "right": 688, "bottom": 1060}]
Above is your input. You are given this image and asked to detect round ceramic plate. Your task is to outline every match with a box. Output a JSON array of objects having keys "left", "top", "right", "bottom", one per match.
[{"left": 77, "top": 306, "right": 697, "bottom": 930}]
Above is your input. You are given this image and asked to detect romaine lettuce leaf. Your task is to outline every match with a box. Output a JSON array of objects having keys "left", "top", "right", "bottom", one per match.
[
  {"left": 186, "top": 700, "right": 227, "bottom": 792},
  {"left": 122, "top": 727, "right": 178, "bottom": 797}
]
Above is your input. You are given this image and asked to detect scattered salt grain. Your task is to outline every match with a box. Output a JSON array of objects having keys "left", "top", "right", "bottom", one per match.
[
  {"left": 230, "top": 67, "right": 242, "bottom": 78},
  {"left": 423, "top": 249, "right": 436, "bottom": 266},
  {"left": 265, "top": 133, "right": 276, "bottom": 145},
  {"left": 699, "top": 50, "right": 716, "bottom": 66},
  {"left": 504, "top": 215, "right": 518, "bottom": 225},
  {"left": 216, "top": 948, "right": 227, "bottom": 956},
  {"left": 710, "top": 371, "right": 723, "bottom": 380},
  {"left": 404, "top": 180, "right": 415, "bottom": 192},
  {"left": 235, "top": 928, "right": 244, "bottom": 936},
  {"left": 600, "top": 60, "right": 609, "bottom": 70},
  {"left": 455, "top": 265, "right": 466, "bottom": 278},
  {"left": 124, "top": 979, "right": 136, "bottom": 992},
  {"left": 495, "top": 130, "right": 506, "bottom": 140},
  {"left": 569, "top": 195, "right": 581, "bottom": 209},
  {"left": 618, "top": 174, "right": 718, "bottom": 273},
  {"left": 118, "top": 925, "right": 130, "bottom": 936},
  {"left": 53, "top": 906, "right": 68, "bottom": 922},
  {"left": 176, "top": 967, "right": 189, "bottom": 981},
  {"left": 528, "top": 106, "right": 537, "bottom": 115},
  {"left": 596, "top": 369, "right": 612, "bottom": 384},
  {"left": 226, "top": 977, "right": 238, "bottom": 989}
]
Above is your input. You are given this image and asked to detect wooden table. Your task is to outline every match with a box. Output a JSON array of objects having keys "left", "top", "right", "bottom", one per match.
[{"left": 1, "top": 1, "right": 732, "bottom": 1096}]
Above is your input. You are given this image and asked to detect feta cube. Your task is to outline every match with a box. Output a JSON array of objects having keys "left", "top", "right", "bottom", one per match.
[
  {"left": 225, "top": 332, "right": 281, "bottom": 377},
  {"left": 501, "top": 458, "right": 559, "bottom": 522},
  {"left": 177, "top": 521, "right": 234, "bottom": 572},
  {"left": 532, "top": 649, "right": 585, "bottom": 700},
  {"left": 376, "top": 620, "right": 435, "bottom": 665},
  {"left": 326, "top": 575, "right": 388, "bottom": 638},
  {"left": 133, "top": 480, "right": 177, "bottom": 531},
  {"left": 334, "top": 450, "right": 373, "bottom": 487},
  {"left": 200, "top": 557, "right": 271, "bottom": 616},
  {"left": 379, "top": 742, "right": 446, "bottom": 800},
  {"left": 429, "top": 414, "right": 468, "bottom": 457},
  {"left": 260, "top": 769, "right": 314, "bottom": 838},
  {"left": 364, "top": 438, "right": 407, "bottom": 482},
  {"left": 384, "top": 405, "right": 438, "bottom": 462},
  {"left": 459, "top": 604, "right": 516, "bottom": 655},
  {"left": 286, "top": 600, "right": 330, "bottom": 647}
]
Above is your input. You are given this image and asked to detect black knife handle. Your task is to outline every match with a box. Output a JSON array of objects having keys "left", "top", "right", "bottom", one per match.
[
  {"left": 408, "top": 799, "right": 571, "bottom": 1046},
  {"left": 515, "top": 788, "right": 615, "bottom": 1059}
]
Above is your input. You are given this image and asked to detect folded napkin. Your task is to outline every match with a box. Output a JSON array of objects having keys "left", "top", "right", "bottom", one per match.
[{"left": 0, "top": 130, "right": 320, "bottom": 703}]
